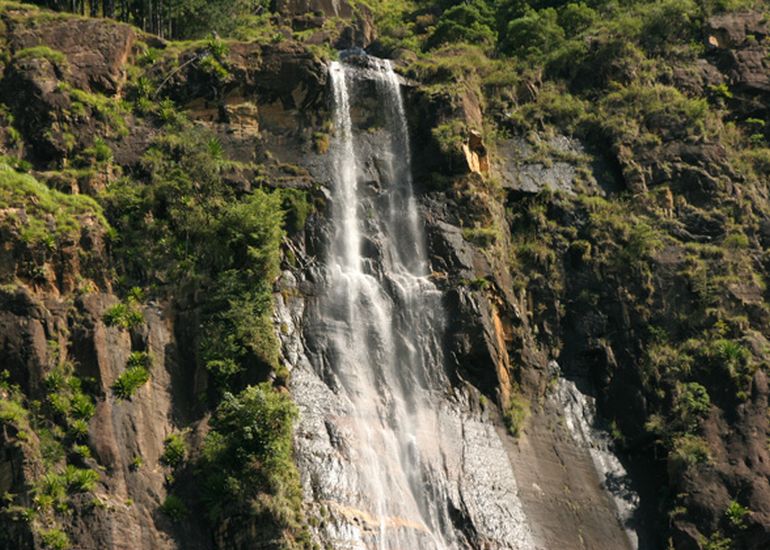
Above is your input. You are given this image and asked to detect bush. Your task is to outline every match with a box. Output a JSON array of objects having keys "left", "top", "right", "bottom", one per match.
[
  {"left": 112, "top": 365, "right": 150, "bottom": 400},
  {"left": 103, "top": 301, "right": 144, "bottom": 330},
  {"left": 502, "top": 8, "right": 565, "bottom": 58},
  {"left": 700, "top": 339, "right": 755, "bottom": 393},
  {"left": 558, "top": 3, "right": 597, "bottom": 37},
  {"left": 431, "top": 119, "right": 466, "bottom": 154},
  {"left": 160, "top": 433, "right": 187, "bottom": 469},
  {"left": 725, "top": 500, "right": 750, "bottom": 529},
  {"left": 127, "top": 351, "right": 151, "bottom": 370},
  {"left": 40, "top": 528, "right": 70, "bottom": 550},
  {"left": 0, "top": 397, "right": 28, "bottom": 426},
  {"left": 159, "top": 494, "right": 188, "bottom": 521},
  {"left": 62, "top": 465, "right": 99, "bottom": 493},
  {"left": 199, "top": 384, "right": 301, "bottom": 522},
  {"left": 428, "top": 1, "right": 497, "bottom": 50},
  {"left": 673, "top": 382, "right": 711, "bottom": 431},
  {"left": 669, "top": 434, "right": 710, "bottom": 475},
  {"left": 504, "top": 392, "right": 529, "bottom": 438}
]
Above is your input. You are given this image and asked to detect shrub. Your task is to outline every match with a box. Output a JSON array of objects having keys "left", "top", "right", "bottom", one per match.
[
  {"left": 73, "top": 444, "right": 91, "bottom": 460},
  {"left": 281, "top": 189, "right": 312, "bottom": 234},
  {"left": 112, "top": 365, "right": 150, "bottom": 400},
  {"left": 62, "top": 465, "right": 99, "bottom": 493},
  {"left": 40, "top": 528, "right": 70, "bottom": 550},
  {"left": 504, "top": 392, "right": 529, "bottom": 438},
  {"left": 673, "top": 382, "right": 711, "bottom": 431},
  {"left": 70, "top": 393, "right": 95, "bottom": 420},
  {"left": 502, "top": 8, "right": 565, "bottom": 58},
  {"left": 638, "top": 0, "right": 699, "bottom": 53},
  {"left": 103, "top": 301, "right": 144, "bottom": 330},
  {"left": 0, "top": 397, "right": 28, "bottom": 426},
  {"left": 669, "top": 434, "right": 710, "bottom": 474},
  {"left": 702, "top": 532, "right": 733, "bottom": 550},
  {"left": 159, "top": 494, "right": 188, "bottom": 521},
  {"left": 725, "top": 500, "right": 750, "bottom": 530},
  {"left": 160, "top": 433, "right": 187, "bottom": 469},
  {"left": 700, "top": 339, "right": 755, "bottom": 393},
  {"left": 68, "top": 418, "right": 89, "bottom": 440},
  {"left": 558, "top": 3, "right": 597, "bottom": 37},
  {"left": 76, "top": 138, "right": 112, "bottom": 166},
  {"left": 199, "top": 384, "right": 301, "bottom": 522},
  {"left": 127, "top": 351, "right": 151, "bottom": 370},
  {"left": 431, "top": 119, "right": 466, "bottom": 154},
  {"left": 428, "top": 1, "right": 497, "bottom": 50}
]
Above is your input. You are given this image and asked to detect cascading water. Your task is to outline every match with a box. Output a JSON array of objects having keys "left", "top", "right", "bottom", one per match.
[{"left": 282, "top": 55, "right": 537, "bottom": 549}]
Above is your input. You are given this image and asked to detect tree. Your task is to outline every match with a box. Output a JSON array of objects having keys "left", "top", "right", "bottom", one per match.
[
  {"left": 428, "top": 0, "right": 498, "bottom": 49},
  {"left": 500, "top": 7, "right": 565, "bottom": 57}
]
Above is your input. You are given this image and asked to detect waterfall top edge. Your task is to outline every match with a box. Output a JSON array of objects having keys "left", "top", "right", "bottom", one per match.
[
  {"left": 335, "top": 50, "right": 395, "bottom": 70},
  {"left": 330, "top": 53, "right": 409, "bottom": 87}
]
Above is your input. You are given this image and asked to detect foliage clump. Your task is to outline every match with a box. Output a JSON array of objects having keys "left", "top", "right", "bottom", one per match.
[
  {"left": 503, "top": 392, "right": 529, "bottom": 438},
  {"left": 0, "top": 163, "right": 107, "bottom": 249},
  {"left": 198, "top": 384, "right": 309, "bottom": 545}
]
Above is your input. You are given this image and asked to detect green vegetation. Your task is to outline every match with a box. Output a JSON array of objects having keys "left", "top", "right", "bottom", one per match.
[
  {"left": 725, "top": 500, "right": 750, "bottom": 530},
  {"left": 97, "top": 110, "right": 305, "bottom": 540},
  {"left": 160, "top": 433, "right": 188, "bottom": 469},
  {"left": 28, "top": 0, "right": 272, "bottom": 39},
  {"left": 503, "top": 392, "right": 529, "bottom": 438},
  {"left": 0, "top": 163, "right": 107, "bottom": 249},
  {"left": 8, "top": 0, "right": 770, "bottom": 547},
  {"left": 669, "top": 434, "right": 711, "bottom": 474},
  {"left": 702, "top": 533, "right": 734, "bottom": 550},
  {"left": 40, "top": 528, "right": 70, "bottom": 550},
  {"left": 198, "top": 384, "right": 309, "bottom": 545},
  {"left": 112, "top": 352, "right": 152, "bottom": 400},
  {"left": 14, "top": 45, "right": 66, "bottom": 65},
  {"left": 102, "top": 289, "right": 145, "bottom": 329},
  {"left": 103, "top": 302, "right": 144, "bottom": 329},
  {"left": 463, "top": 226, "right": 498, "bottom": 247},
  {"left": 112, "top": 363, "right": 150, "bottom": 400},
  {"left": 60, "top": 83, "right": 129, "bottom": 136},
  {"left": 159, "top": 494, "right": 188, "bottom": 521}
]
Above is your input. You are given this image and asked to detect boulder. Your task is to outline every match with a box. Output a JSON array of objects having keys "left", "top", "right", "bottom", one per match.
[{"left": 5, "top": 14, "right": 136, "bottom": 94}]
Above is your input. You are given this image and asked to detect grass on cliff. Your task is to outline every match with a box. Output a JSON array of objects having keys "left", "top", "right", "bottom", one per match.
[
  {"left": 0, "top": 163, "right": 107, "bottom": 249},
  {"left": 13, "top": 45, "right": 66, "bottom": 65},
  {"left": 112, "top": 353, "right": 151, "bottom": 400},
  {"left": 1, "top": 347, "right": 100, "bottom": 545}
]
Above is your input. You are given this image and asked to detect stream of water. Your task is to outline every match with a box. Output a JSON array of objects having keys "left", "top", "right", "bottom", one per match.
[{"left": 284, "top": 56, "right": 536, "bottom": 549}]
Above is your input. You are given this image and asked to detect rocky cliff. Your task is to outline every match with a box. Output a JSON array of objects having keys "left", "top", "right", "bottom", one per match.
[{"left": 1, "top": 1, "right": 770, "bottom": 549}]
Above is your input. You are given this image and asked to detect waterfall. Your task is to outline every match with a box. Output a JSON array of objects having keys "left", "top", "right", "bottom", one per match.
[
  {"left": 284, "top": 55, "right": 536, "bottom": 549},
  {"left": 321, "top": 57, "right": 454, "bottom": 549}
]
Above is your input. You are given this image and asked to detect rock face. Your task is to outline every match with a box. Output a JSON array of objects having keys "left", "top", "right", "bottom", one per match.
[
  {"left": 4, "top": 14, "right": 136, "bottom": 94},
  {"left": 273, "top": 0, "right": 376, "bottom": 49},
  {"left": 705, "top": 11, "right": 770, "bottom": 124},
  {"left": 0, "top": 7, "right": 329, "bottom": 550},
  {"left": 2, "top": 3, "right": 770, "bottom": 550}
]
